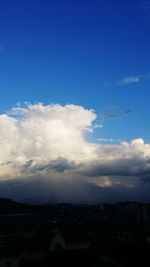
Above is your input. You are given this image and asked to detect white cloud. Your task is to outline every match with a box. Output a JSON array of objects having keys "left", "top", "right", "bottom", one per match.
[
  {"left": 98, "top": 138, "right": 114, "bottom": 143},
  {"left": 93, "top": 123, "right": 103, "bottom": 129},
  {"left": 119, "top": 73, "right": 150, "bottom": 85},
  {"left": 0, "top": 103, "right": 150, "bottom": 202},
  {"left": 95, "top": 176, "right": 113, "bottom": 187},
  {"left": 119, "top": 76, "right": 140, "bottom": 85},
  {"left": 0, "top": 103, "right": 97, "bottom": 179}
]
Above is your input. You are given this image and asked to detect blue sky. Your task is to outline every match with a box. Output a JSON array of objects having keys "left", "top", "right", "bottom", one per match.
[{"left": 0, "top": 0, "right": 150, "bottom": 143}]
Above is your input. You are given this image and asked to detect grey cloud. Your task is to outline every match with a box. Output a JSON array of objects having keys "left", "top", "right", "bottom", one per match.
[
  {"left": 125, "top": 109, "right": 132, "bottom": 114},
  {"left": 0, "top": 161, "right": 13, "bottom": 166},
  {"left": 82, "top": 157, "right": 150, "bottom": 179},
  {"left": 21, "top": 158, "right": 78, "bottom": 174},
  {"left": 99, "top": 107, "right": 133, "bottom": 120},
  {"left": 47, "top": 158, "right": 77, "bottom": 172},
  {"left": 0, "top": 175, "right": 101, "bottom": 204},
  {"left": 0, "top": 103, "right": 150, "bottom": 203},
  {"left": 0, "top": 175, "right": 150, "bottom": 204}
]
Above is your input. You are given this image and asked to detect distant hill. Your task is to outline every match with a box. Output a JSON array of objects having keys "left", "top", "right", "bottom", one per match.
[
  {"left": 0, "top": 196, "right": 147, "bottom": 215},
  {"left": 0, "top": 197, "right": 30, "bottom": 214}
]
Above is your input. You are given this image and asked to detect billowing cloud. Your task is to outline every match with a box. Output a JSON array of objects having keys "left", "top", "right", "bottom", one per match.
[
  {"left": 81, "top": 138, "right": 150, "bottom": 180},
  {"left": 0, "top": 103, "right": 150, "bottom": 203},
  {"left": 0, "top": 103, "right": 97, "bottom": 178}
]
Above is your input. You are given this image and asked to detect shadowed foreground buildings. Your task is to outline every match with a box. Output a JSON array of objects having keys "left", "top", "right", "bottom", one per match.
[
  {"left": 137, "top": 204, "right": 150, "bottom": 223},
  {"left": 0, "top": 198, "right": 150, "bottom": 266}
]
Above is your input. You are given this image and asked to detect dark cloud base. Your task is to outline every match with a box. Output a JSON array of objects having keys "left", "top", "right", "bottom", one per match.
[{"left": 0, "top": 176, "right": 150, "bottom": 204}]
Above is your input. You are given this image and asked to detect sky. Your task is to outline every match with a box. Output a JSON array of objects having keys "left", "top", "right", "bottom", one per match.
[{"left": 0, "top": 0, "right": 150, "bottom": 203}]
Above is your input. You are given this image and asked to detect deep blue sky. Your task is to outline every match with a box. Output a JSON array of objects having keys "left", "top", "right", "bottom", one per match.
[{"left": 0, "top": 0, "right": 149, "bottom": 143}]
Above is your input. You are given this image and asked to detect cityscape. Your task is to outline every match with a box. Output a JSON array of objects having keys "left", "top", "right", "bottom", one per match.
[{"left": 0, "top": 198, "right": 150, "bottom": 266}]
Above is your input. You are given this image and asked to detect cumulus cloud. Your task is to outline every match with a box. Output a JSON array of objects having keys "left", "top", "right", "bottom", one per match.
[
  {"left": 81, "top": 139, "right": 150, "bottom": 177},
  {"left": 0, "top": 103, "right": 150, "bottom": 203},
  {"left": 0, "top": 103, "right": 97, "bottom": 177}
]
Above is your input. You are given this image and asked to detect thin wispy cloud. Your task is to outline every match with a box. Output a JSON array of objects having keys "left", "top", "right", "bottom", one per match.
[
  {"left": 99, "top": 107, "right": 132, "bottom": 120},
  {"left": 118, "top": 73, "right": 150, "bottom": 85},
  {"left": 119, "top": 76, "right": 140, "bottom": 85},
  {"left": 93, "top": 123, "right": 103, "bottom": 129},
  {"left": 98, "top": 138, "right": 114, "bottom": 143}
]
